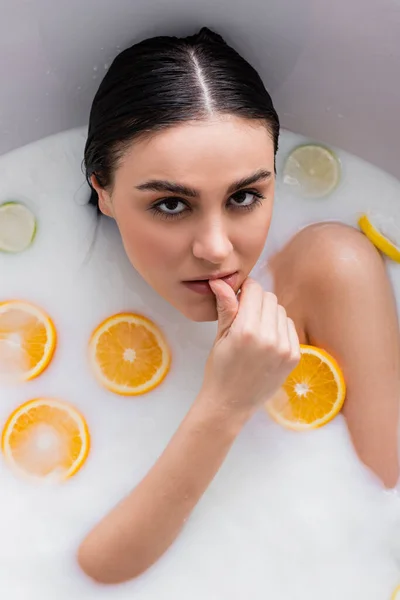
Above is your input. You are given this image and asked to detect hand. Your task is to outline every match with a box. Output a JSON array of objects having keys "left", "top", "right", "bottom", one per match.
[{"left": 201, "top": 277, "right": 300, "bottom": 417}]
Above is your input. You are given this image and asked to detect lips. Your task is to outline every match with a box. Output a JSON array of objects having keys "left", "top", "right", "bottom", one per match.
[{"left": 182, "top": 272, "right": 238, "bottom": 295}]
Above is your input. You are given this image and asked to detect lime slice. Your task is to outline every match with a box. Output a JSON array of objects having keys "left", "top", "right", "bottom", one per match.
[
  {"left": 283, "top": 144, "right": 341, "bottom": 198},
  {"left": 0, "top": 202, "right": 36, "bottom": 253},
  {"left": 358, "top": 212, "right": 400, "bottom": 263},
  {"left": 392, "top": 585, "right": 400, "bottom": 600}
]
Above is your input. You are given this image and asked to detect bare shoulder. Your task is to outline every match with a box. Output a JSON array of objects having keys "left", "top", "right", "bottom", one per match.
[
  {"left": 294, "top": 220, "right": 379, "bottom": 256},
  {"left": 270, "top": 221, "right": 385, "bottom": 342}
]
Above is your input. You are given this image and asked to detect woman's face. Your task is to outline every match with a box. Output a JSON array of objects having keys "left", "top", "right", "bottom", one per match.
[{"left": 93, "top": 116, "right": 275, "bottom": 322}]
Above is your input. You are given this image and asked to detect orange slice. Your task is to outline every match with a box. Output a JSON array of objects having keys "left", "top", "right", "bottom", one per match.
[
  {"left": 1, "top": 398, "right": 90, "bottom": 480},
  {"left": 89, "top": 313, "right": 171, "bottom": 395},
  {"left": 265, "top": 344, "right": 346, "bottom": 430},
  {"left": 0, "top": 300, "right": 56, "bottom": 381}
]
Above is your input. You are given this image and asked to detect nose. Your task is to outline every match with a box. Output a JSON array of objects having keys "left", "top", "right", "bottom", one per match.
[{"left": 192, "top": 217, "right": 233, "bottom": 265}]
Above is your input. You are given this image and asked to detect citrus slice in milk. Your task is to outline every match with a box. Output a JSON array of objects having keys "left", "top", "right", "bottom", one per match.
[
  {"left": 1, "top": 398, "right": 90, "bottom": 480},
  {"left": 265, "top": 344, "right": 346, "bottom": 430},
  {"left": 392, "top": 585, "right": 400, "bottom": 600},
  {"left": 358, "top": 212, "right": 400, "bottom": 262},
  {"left": 283, "top": 144, "right": 341, "bottom": 198},
  {"left": 0, "top": 300, "right": 56, "bottom": 381},
  {"left": 89, "top": 313, "right": 171, "bottom": 395},
  {"left": 0, "top": 202, "right": 36, "bottom": 253}
]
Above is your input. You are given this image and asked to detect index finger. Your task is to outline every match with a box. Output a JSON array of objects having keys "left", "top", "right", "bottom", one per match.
[{"left": 233, "top": 278, "right": 263, "bottom": 328}]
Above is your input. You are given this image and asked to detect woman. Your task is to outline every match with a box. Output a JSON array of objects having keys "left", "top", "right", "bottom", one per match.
[{"left": 78, "top": 27, "right": 400, "bottom": 584}]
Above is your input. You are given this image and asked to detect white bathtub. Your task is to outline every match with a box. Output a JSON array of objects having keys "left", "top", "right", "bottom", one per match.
[
  {"left": 1, "top": 3, "right": 400, "bottom": 599},
  {"left": 1, "top": 0, "right": 399, "bottom": 179}
]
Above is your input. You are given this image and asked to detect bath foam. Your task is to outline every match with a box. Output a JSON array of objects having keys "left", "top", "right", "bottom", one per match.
[{"left": 0, "top": 127, "right": 400, "bottom": 599}]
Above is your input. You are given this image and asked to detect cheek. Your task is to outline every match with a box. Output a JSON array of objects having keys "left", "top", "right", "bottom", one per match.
[
  {"left": 240, "top": 203, "right": 273, "bottom": 259},
  {"left": 116, "top": 215, "right": 181, "bottom": 275}
]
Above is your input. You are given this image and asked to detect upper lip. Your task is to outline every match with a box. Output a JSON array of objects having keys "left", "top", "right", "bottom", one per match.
[{"left": 183, "top": 271, "right": 238, "bottom": 282}]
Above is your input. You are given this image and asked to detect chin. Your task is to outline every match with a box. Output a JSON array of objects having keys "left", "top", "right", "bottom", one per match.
[{"left": 180, "top": 300, "right": 218, "bottom": 323}]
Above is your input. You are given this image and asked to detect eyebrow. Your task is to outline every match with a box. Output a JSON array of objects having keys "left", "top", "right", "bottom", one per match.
[{"left": 135, "top": 169, "right": 272, "bottom": 198}]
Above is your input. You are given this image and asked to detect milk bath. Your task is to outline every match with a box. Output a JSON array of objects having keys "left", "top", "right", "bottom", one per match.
[{"left": 0, "top": 127, "right": 400, "bottom": 599}]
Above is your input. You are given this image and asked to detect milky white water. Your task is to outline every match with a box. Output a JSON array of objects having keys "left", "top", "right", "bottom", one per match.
[{"left": 1, "top": 127, "right": 400, "bottom": 599}]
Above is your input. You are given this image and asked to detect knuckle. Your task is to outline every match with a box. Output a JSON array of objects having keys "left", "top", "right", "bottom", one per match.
[
  {"left": 240, "top": 327, "right": 257, "bottom": 344},
  {"left": 283, "top": 344, "right": 293, "bottom": 359},
  {"left": 263, "top": 339, "right": 277, "bottom": 353},
  {"left": 277, "top": 343, "right": 292, "bottom": 361},
  {"left": 277, "top": 304, "right": 287, "bottom": 315},
  {"left": 244, "top": 278, "right": 260, "bottom": 292},
  {"left": 290, "top": 348, "right": 301, "bottom": 365},
  {"left": 259, "top": 331, "right": 277, "bottom": 349},
  {"left": 264, "top": 291, "right": 278, "bottom": 305}
]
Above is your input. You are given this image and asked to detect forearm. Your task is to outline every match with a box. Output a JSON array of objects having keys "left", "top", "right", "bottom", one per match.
[{"left": 78, "top": 393, "right": 250, "bottom": 584}]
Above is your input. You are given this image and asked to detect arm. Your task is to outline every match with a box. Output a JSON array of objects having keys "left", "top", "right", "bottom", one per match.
[
  {"left": 78, "top": 395, "right": 250, "bottom": 584},
  {"left": 302, "top": 224, "right": 400, "bottom": 488},
  {"left": 78, "top": 278, "right": 299, "bottom": 585}
]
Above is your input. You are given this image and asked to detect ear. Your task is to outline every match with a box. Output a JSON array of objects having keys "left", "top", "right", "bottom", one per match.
[{"left": 90, "top": 175, "right": 114, "bottom": 218}]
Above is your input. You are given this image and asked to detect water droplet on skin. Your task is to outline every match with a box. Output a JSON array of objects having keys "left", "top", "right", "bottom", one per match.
[
  {"left": 104, "top": 63, "right": 109, "bottom": 70},
  {"left": 93, "top": 66, "right": 98, "bottom": 71},
  {"left": 92, "top": 75, "right": 97, "bottom": 80}
]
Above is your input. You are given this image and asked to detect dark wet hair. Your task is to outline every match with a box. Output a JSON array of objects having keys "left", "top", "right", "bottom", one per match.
[{"left": 84, "top": 27, "right": 280, "bottom": 209}]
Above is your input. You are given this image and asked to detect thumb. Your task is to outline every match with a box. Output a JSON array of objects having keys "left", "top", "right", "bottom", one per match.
[{"left": 209, "top": 279, "right": 238, "bottom": 337}]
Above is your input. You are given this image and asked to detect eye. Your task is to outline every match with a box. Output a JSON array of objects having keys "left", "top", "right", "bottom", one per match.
[
  {"left": 229, "top": 190, "right": 265, "bottom": 209},
  {"left": 150, "top": 198, "right": 188, "bottom": 219},
  {"left": 157, "top": 198, "right": 186, "bottom": 214}
]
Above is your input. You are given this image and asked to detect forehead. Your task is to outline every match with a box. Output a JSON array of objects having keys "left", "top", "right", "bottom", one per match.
[{"left": 117, "top": 116, "right": 275, "bottom": 188}]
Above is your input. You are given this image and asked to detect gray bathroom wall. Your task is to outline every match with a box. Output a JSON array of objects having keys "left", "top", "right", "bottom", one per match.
[{"left": 1, "top": 0, "right": 399, "bottom": 178}]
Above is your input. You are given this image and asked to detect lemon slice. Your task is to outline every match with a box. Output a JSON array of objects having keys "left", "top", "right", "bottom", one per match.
[
  {"left": 392, "top": 585, "right": 400, "bottom": 600},
  {"left": 283, "top": 144, "right": 341, "bottom": 198},
  {"left": 0, "top": 202, "right": 36, "bottom": 253},
  {"left": 358, "top": 212, "right": 400, "bottom": 262}
]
